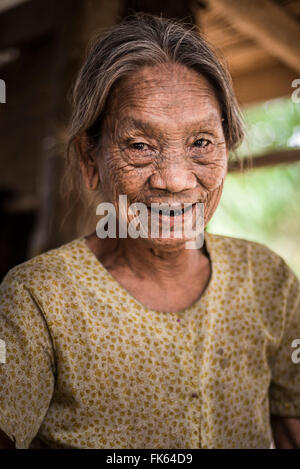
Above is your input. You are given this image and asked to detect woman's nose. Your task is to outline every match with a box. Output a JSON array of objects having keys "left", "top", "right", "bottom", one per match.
[{"left": 149, "top": 165, "right": 197, "bottom": 193}]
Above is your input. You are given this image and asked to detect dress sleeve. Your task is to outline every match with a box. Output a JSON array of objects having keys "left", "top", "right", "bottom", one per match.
[
  {"left": 269, "top": 262, "right": 300, "bottom": 417},
  {"left": 0, "top": 268, "right": 56, "bottom": 448}
]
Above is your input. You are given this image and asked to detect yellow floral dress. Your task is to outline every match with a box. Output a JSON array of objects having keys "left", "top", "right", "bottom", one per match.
[{"left": 0, "top": 232, "right": 300, "bottom": 449}]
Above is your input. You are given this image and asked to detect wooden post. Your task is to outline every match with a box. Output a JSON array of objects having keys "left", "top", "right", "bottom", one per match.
[{"left": 209, "top": 0, "right": 300, "bottom": 74}]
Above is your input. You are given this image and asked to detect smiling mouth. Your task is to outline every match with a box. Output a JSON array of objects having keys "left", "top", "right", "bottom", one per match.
[{"left": 147, "top": 203, "right": 195, "bottom": 217}]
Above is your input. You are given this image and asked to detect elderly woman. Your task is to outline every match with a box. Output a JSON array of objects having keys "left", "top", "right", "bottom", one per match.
[{"left": 0, "top": 14, "right": 300, "bottom": 450}]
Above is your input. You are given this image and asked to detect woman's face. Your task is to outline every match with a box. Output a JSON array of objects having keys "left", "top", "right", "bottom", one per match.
[{"left": 91, "top": 62, "right": 228, "bottom": 248}]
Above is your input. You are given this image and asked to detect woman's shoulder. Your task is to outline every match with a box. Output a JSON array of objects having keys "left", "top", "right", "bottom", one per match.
[
  {"left": 206, "top": 232, "right": 300, "bottom": 327},
  {"left": 205, "top": 231, "right": 299, "bottom": 287},
  {"left": 0, "top": 237, "right": 87, "bottom": 291},
  {"left": 206, "top": 231, "right": 288, "bottom": 263}
]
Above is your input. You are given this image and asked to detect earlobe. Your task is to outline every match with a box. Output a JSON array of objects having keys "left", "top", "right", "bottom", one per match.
[
  {"left": 75, "top": 133, "right": 93, "bottom": 164},
  {"left": 89, "top": 168, "right": 100, "bottom": 190},
  {"left": 76, "top": 134, "right": 100, "bottom": 191},
  {"left": 79, "top": 158, "right": 100, "bottom": 190}
]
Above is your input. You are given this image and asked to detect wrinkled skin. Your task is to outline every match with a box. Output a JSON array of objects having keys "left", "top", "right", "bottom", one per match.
[
  {"left": 79, "top": 63, "right": 227, "bottom": 314},
  {"left": 96, "top": 62, "right": 227, "bottom": 236}
]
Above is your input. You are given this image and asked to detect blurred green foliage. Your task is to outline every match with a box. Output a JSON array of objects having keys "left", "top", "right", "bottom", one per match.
[{"left": 207, "top": 97, "right": 300, "bottom": 278}]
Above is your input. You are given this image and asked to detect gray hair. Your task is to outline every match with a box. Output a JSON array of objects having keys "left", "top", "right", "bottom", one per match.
[{"left": 65, "top": 12, "right": 245, "bottom": 202}]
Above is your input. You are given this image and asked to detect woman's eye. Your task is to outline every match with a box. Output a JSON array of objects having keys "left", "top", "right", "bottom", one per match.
[
  {"left": 130, "top": 142, "right": 148, "bottom": 151},
  {"left": 193, "top": 138, "right": 210, "bottom": 148}
]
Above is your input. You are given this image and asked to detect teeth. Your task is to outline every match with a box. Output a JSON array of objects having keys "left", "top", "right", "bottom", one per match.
[{"left": 147, "top": 203, "right": 194, "bottom": 216}]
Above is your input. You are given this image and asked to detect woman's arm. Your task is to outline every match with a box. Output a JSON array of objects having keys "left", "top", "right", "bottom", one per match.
[
  {"left": 0, "top": 429, "right": 15, "bottom": 449},
  {"left": 271, "top": 415, "right": 300, "bottom": 449},
  {"left": 0, "top": 271, "right": 56, "bottom": 449}
]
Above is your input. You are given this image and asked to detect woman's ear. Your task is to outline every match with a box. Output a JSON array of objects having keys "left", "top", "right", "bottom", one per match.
[{"left": 75, "top": 134, "right": 100, "bottom": 191}]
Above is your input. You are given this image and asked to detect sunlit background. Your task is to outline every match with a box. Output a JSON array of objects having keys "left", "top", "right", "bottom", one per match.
[{"left": 207, "top": 97, "right": 300, "bottom": 277}]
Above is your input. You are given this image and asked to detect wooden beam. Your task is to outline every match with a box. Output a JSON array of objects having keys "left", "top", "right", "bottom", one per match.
[
  {"left": 232, "top": 63, "right": 296, "bottom": 105},
  {"left": 209, "top": 0, "right": 300, "bottom": 74},
  {"left": 228, "top": 149, "right": 300, "bottom": 172},
  {"left": 195, "top": 9, "right": 247, "bottom": 49},
  {"left": 223, "top": 40, "right": 276, "bottom": 75}
]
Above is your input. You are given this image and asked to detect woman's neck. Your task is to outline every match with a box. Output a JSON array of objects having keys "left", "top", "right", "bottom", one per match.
[{"left": 85, "top": 232, "right": 209, "bottom": 287}]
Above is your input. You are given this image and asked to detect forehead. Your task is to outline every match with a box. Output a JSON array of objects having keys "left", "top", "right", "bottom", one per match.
[{"left": 106, "top": 63, "right": 222, "bottom": 128}]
